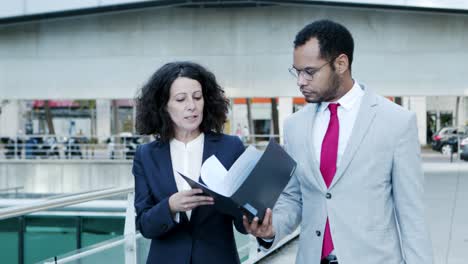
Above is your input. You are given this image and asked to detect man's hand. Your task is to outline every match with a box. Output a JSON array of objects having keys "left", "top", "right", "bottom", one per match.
[
  {"left": 242, "top": 208, "right": 275, "bottom": 239},
  {"left": 168, "top": 189, "right": 214, "bottom": 215}
]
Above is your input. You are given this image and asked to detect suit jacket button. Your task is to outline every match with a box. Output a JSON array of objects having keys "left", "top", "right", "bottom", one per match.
[
  {"left": 326, "top": 193, "right": 332, "bottom": 199},
  {"left": 316, "top": 230, "right": 321, "bottom": 236},
  {"left": 161, "top": 224, "right": 168, "bottom": 231}
]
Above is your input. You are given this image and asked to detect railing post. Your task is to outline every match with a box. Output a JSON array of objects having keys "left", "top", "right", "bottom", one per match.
[
  {"left": 124, "top": 192, "right": 137, "bottom": 264},
  {"left": 14, "top": 138, "right": 18, "bottom": 160},
  {"left": 247, "top": 235, "right": 259, "bottom": 264}
]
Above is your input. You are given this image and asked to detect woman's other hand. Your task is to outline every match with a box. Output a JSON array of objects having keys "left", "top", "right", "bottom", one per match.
[{"left": 168, "top": 189, "right": 214, "bottom": 214}]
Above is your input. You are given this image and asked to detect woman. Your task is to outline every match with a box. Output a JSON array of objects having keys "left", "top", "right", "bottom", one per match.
[{"left": 133, "top": 61, "right": 247, "bottom": 264}]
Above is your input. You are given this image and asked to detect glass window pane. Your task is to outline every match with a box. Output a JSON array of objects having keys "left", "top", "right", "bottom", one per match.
[
  {"left": 0, "top": 218, "right": 19, "bottom": 264},
  {"left": 24, "top": 216, "right": 77, "bottom": 264},
  {"left": 81, "top": 217, "right": 124, "bottom": 247}
]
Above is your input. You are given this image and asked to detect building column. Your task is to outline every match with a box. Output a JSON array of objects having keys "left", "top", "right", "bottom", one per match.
[
  {"left": 458, "top": 96, "right": 466, "bottom": 129},
  {"left": 278, "top": 97, "right": 293, "bottom": 145},
  {"left": 402, "top": 96, "right": 427, "bottom": 145},
  {"left": 0, "top": 100, "right": 20, "bottom": 137},
  {"left": 96, "top": 99, "right": 111, "bottom": 141}
]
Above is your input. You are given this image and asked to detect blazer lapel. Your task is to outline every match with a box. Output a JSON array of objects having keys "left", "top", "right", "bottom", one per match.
[
  {"left": 150, "top": 142, "right": 178, "bottom": 197},
  {"left": 202, "top": 132, "right": 219, "bottom": 163},
  {"left": 191, "top": 132, "right": 220, "bottom": 224},
  {"left": 329, "top": 87, "right": 378, "bottom": 189},
  {"left": 304, "top": 104, "right": 328, "bottom": 192}
]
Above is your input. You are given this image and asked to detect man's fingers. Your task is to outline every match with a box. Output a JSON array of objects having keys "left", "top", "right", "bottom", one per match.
[
  {"left": 250, "top": 217, "right": 259, "bottom": 233},
  {"left": 265, "top": 208, "right": 273, "bottom": 227},
  {"left": 243, "top": 215, "right": 260, "bottom": 235},
  {"left": 243, "top": 215, "right": 251, "bottom": 233}
]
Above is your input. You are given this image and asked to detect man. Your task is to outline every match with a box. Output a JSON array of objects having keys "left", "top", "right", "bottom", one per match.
[{"left": 243, "top": 19, "right": 433, "bottom": 264}]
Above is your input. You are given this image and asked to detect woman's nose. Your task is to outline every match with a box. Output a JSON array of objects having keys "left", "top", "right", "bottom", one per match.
[{"left": 186, "top": 99, "right": 195, "bottom": 110}]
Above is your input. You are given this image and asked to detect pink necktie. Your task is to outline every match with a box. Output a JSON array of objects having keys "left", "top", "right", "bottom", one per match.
[{"left": 320, "top": 103, "right": 339, "bottom": 259}]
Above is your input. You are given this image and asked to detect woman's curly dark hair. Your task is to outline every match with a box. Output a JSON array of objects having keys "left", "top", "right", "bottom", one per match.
[{"left": 135, "top": 61, "right": 229, "bottom": 142}]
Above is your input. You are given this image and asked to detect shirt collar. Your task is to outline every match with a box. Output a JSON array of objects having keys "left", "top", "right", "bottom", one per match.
[
  {"left": 317, "top": 80, "right": 364, "bottom": 112},
  {"left": 170, "top": 132, "right": 205, "bottom": 149}
]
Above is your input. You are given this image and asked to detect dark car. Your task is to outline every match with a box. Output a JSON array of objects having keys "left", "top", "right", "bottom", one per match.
[
  {"left": 0, "top": 137, "right": 23, "bottom": 159},
  {"left": 107, "top": 133, "right": 143, "bottom": 160},
  {"left": 460, "top": 137, "right": 468, "bottom": 161},
  {"left": 24, "top": 136, "right": 60, "bottom": 159},
  {"left": 64, "top": 137, "right": 86, "bottom": 159},
  {"left": 431, "top": 127, "right": 462, "bottom": 155},
  {"left": 106, "top": 133, "right": 150, "bottom": 160}
]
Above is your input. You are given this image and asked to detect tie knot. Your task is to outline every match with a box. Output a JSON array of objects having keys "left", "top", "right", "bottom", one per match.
[{"left": 328, "top": 103, "right": 339, "bottom": 115}]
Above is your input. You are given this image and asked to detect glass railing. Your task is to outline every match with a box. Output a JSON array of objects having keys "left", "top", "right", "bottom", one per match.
[
  {"left": 37, "top": 226, "right": 299, "bottom": 264},
  {"left": 0, "top": 187, "right": 132, "bottom": 264},
  {"left": 41, "top": 230, "right": 254, "bottom": 264},
  {"left": 0, "top": 187, "right": 299, "bottom": 264},
  {"left": 41, "top": 234, "right": 127, "bottom": 264}
]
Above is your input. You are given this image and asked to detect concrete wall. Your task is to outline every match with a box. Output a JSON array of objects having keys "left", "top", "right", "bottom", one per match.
[
  {"left": 1, "top": 6, "right": 468, "bottom": 100},
  {"left": 0, "top": 160, "right": 132, "bottom": 193}
]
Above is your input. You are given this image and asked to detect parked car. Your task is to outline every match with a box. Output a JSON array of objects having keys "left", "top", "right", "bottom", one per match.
[
  {"left": 0, "top": 137, "right": 23, "bottom": 159},
  {"left": 64, "top": 137, "right": 87, "bottom": 159},
  {"left": 107, "top": 133, "right": 144, "bottom": 160},
  {"left": 431, "top": 127, "right": 463, "bottom": 155},
  {"left": 24, "top": 136, "right": 60, "bottom": 159},
  {"left": 460, "top": 137, "right": 468, "bottom": 161}
]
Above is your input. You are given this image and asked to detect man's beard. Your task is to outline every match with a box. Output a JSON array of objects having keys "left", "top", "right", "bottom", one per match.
[{"left": 304, "top": 72, "right": 341, "bottom": 103}]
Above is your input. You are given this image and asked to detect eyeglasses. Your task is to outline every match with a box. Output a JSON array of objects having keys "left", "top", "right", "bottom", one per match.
[{"left": 288, "top": 59, "right": 334, "bottom": 81}]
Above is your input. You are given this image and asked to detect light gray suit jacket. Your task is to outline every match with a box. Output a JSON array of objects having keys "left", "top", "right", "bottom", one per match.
[{"left": 271, "top": 86, "right": 433, "bottom": 264}]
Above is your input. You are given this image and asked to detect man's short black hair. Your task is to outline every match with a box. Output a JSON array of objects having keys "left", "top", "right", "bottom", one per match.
[
  {"left": 135, "top": 61, "right": 229, "bottom": 142},
  {"left": 294, "top": 19, "right": 354, "bottom": 70}
]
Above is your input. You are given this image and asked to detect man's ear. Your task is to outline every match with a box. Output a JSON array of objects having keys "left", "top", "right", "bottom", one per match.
[{"left": 334, "top": 54, "right": 349, "bottom": 74}]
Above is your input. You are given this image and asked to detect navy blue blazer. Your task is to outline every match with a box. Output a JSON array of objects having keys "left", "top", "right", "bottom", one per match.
[{"left": 133, "top": 132, "right": 247, "bottom": 264}]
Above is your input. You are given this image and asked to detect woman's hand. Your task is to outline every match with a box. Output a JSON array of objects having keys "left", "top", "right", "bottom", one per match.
[{"left": 168, "top": 189, "right": 214, "bottom": 214}]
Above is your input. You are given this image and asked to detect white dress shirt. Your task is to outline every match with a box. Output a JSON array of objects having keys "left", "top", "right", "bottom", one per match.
[
  {"left": 313, "top": 81, "right": 363, "bottom": 256},
  {"left": 262, "top": 82, "right": 364, "bottom": 246},
  {"left": 313, "top": 81, "right": 364, "bottom": 170},
  {"left": 170, "top": 133, "right": 204, "bottom": 221}
]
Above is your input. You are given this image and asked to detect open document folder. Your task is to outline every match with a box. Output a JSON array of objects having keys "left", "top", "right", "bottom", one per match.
[{"left": 178, "top": 139, "right": 297, "bottom": 222}]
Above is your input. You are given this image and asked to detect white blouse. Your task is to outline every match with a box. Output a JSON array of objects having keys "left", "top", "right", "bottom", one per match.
[{"left": 169, "top": 133, "right": 204, "bottom": 220}]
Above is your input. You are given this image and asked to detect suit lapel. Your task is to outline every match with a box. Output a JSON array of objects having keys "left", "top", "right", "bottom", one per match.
[
  {"left": 150, "top": 141, "right": 178, "bottom": 196},
  {"left": 202, "top": 132, "right": 219, "bottom": 164},
  {"left": 191, "top": 132, "right": 219, "bottom": 224},
  {"left": 329, "top": 87, "right": 378, "bottom": 189},
  {"left": 304, "top": 104, "right": 328, "bottom": 192}
]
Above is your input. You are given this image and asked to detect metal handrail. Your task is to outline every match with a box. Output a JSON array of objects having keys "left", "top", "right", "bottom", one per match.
[
  {"left": 0, "top": 186, "right": 134, "bottom": 221},
  {"left": 0, "top": 186, "right": 24, "bottom": 193}
]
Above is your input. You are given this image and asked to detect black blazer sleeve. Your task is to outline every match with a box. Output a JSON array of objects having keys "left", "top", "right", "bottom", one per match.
[{"left": 133, "top": 146, "right": 176, "bottom": 239}]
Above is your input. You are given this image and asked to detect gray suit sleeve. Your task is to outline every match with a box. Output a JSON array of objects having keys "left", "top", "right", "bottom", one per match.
[
  {"left": 269, "top": 124, "right": 303, "bottom": 248},
  {"left": 392, "top": 113, "right": 433, "bottom": 263}
]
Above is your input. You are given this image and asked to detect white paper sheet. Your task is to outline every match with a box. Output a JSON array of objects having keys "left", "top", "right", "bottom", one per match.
[
  {"left": 224, "top": 146, "right": 262, "bottom": 196},
  {"left": 200, "top": 155, "right": 228, "bottom": 196},
  {"left": 200, "top": 145, "right": 263, "bottom": 197}
]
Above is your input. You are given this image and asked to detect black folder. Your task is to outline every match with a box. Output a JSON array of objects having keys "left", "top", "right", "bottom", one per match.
[{"left": 179, "top": 139, "right": 297, "bottom": 222}]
